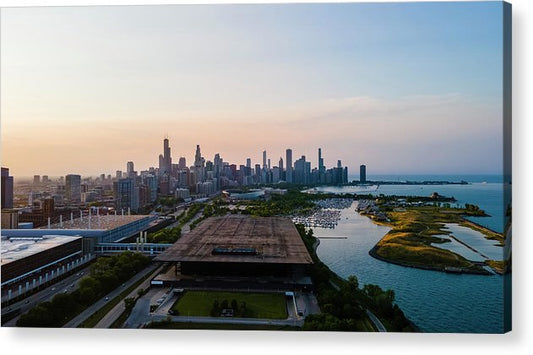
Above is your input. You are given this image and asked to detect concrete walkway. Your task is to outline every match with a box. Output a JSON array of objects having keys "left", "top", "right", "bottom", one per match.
[
  {"left": 138, "top": 313, "right": 305, "bottom": 328},
  {"left": 366, "top": 309, "right": 387, "bottom": 332}
]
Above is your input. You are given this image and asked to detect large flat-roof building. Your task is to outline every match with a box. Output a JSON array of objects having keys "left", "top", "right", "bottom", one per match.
[
  {"left": 2, "top": 215, "right": 157, "bottom": 244},
  {"left": 1, "top": 235, "right": 89, "bottom": 301},
  {"left": 154, "top": 215, "right": 313, "bottom": 289}
]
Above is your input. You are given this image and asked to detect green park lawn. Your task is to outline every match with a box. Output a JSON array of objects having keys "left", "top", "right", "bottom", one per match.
[{"left": 170, "top": 291, "right": 288, "bottom": 319}]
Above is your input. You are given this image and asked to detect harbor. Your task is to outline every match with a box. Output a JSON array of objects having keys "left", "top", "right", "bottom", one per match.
[{"left": 291, "top": 198, "right": 353, "bottom": 229}]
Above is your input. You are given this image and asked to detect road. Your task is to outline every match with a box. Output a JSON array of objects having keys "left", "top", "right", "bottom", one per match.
[
  {"left": 94, "top": 264, "right": 164, "bottom": 328},
  {"left": 63, "top": 263, "right": 160, "bottom": 328},
  {"left": 366, "top": 310, "right": 387, "bottom": 332},
  {"left": 2, "top": 265, "right": 92, "bottom": 327}
]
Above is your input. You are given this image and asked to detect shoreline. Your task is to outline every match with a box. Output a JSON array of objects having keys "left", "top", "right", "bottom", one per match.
[
  {"left": 459, "top": 218, "right": 505, "bottom": 245},
  {"left": 360, "top": 207, "right": 501, "bottom": 275},
  {"left": 306, "top": 230, "right": 419, "bottom": 332},
  {"left": 367, "top": 246, "right": 491, "bottom": 276}
]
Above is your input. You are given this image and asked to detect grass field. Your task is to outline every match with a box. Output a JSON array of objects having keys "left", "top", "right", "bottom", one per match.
[{"left": 170, "top": 291, "right": 288, "bottom": 319}]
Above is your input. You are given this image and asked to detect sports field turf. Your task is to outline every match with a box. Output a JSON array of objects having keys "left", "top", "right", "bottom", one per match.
[{"left": 171, "top": 291, "right": 288, "bottom": 319}]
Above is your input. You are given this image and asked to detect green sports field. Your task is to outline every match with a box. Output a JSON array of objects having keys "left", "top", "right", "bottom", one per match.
[{"left": 170, "top": 290, "right": 288, "bottom": 319}]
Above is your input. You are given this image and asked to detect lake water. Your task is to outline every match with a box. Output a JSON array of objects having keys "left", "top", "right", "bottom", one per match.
[
  {"left": 314, "top": 181, "right": 506, "bottom": 233},
  {"left": 312, "top": 179, "right": 507, "bottom": 333}
]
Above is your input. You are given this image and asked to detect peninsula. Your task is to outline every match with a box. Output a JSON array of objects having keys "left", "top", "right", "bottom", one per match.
[{"left": 358, "top": 197, "right": 505, "bottom": 275}]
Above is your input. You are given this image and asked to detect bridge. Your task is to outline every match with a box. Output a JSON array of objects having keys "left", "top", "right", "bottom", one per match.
[{"left": 95, "top": 243, "right": 173, "bottom": 256}]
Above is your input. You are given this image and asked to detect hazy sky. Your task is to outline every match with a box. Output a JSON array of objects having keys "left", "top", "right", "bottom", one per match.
[{"left": 1, "top": 2, "right": 504, "bottom": 177}]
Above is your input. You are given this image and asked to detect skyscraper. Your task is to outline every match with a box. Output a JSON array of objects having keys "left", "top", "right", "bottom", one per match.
[
  {"left": 1, "top": 167, "right": 14, "bottom": 209},
  {"left": 114, "top": 178, "right": 136, "bottom": 212},
  {"left": 178, "top": 157, "right": 187, "bottom": 170},
  {"left": 143, "top": 174, "right": 158, "bottom": 203},
  {"left": 159, "top": 138, "right": 172, "bottom": 176},
  {"left": 65, "top": 174, "right": 81, "bottom": 203},
  {"left": 214, "top": 153, "right": 223, "bottom": 190},
  {"left": 286, "top": 149, "right": 293, "bottom": 183},
  {"left": 194, "top": 145, "right": 205, "bottom": 184},
  {"left": 318, "top": 148, "right": 325, "bottom": 183},
  {"left": 294, "top": 155, "right": 310, "bottom": 184},
  {"left": 127, "top": 161, "right": 135, "bottom": 179},
  {"left": 262, "top": 150, "right": 267, "bottom": 170},
  {"left": 360, "top": 165, "right": 367, "bottom": 184}
]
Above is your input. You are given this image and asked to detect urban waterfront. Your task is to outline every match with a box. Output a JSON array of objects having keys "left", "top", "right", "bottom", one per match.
[
  {"left": 317, "top": 176, "right": 507, "bottom": 233},
  {"left": 313, "top": 180, "right": 506, "bottom": 333}
]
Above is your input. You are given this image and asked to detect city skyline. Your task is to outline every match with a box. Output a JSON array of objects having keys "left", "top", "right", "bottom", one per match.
[
  {"left": 7, "top": 140, "right": 353, "bottom": 180},
  {"left": 1, "top": 2, "right": 504, "bottom": 177}
]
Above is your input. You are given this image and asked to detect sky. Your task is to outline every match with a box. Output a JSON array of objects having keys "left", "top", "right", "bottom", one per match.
[{"left": 0, "top": 1, "right": 505, "bottom": 178}]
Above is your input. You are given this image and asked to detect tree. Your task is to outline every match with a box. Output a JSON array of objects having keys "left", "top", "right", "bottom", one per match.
[
  {"left": 51, "top": 293, "right": 78, "bottom": 317},
  {"left": 78, "top": 276, "right": 102, "bottom": 295},
  {"left": 210, "top": 300, "right": 220, "bottom": 316},
  {"left": 124, "top": 297, "right": 136, "bottom": 312},
  {"left": 77, "top": 286, "right": 97, "bottom": 306},
  {"left": 230, "top": 299, "right": 238, "bottom": 311},
  {"left": 345, "top": 275, "right": 359, "bottom": 292}
]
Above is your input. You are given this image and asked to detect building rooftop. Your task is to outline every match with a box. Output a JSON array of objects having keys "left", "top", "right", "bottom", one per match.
[
  {"left": 40, "top": 214, "right": 149, "bottom": 231},
  {"left": 155, "top": 215, "right": 313, "bottom": 265},
  {"left": 1, "top": 235, "right": 81, "bottom": 266}
]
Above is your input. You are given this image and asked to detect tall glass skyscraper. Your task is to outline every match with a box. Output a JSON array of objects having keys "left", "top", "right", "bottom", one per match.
[{"left": 285, "top": 149, "right": 293, "bottom": 183}]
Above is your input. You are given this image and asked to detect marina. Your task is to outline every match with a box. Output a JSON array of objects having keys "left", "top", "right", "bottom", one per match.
[
  {"left": 313, "top": 191, "right": 506, "bottom": 333},
  {"left": 291, "top": 198, "right": 353, "bottom": 229}
]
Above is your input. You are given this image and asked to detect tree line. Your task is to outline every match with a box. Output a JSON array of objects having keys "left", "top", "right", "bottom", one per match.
[
  {"left": 17, "top": 252, "right": 150, "bottom": 327},
  {"left": 296, "top": 224, "right": 414, "bottom": 332}
]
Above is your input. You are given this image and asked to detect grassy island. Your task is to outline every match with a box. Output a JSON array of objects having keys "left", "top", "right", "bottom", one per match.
[{"left": 365, "top": 205, "right": 504, "bottom": 275}]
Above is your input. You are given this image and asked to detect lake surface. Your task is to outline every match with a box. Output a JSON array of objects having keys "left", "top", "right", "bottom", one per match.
[
  {"left": 314, "top": 181, "right": 506, "bottom": 233},
  {"left": 314, "top": 200, "right": 506, "bottom": 333}
]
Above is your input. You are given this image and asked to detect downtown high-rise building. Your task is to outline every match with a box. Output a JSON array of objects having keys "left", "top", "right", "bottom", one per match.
[
  {"left": 114, "top": 178, "right": 138, "bottom": 212},
  {"left": 194, "top": 144, "right": 205, "bottom": 185},
  {"left": 143, "top": 174, "right": 158, "bottom": 203},
  {"left": 285, "top": 149, "right": 293, "bottom": 183},
  {"left": 1, "top": 167, "right": 14, "bottom": 209},
  {"left": 294, "top": 155, "right": 310, "bottom": 184},
  {"left": 360, "top": 165, "right": 367, "bottom": 184},
  {"left": 127, "top": 161, "right": 135, "bottom": 179},
  {"left": 65, "top": 174, "right": 81, "bottom": 203},
  {"left": 159, "top": 138, "right": 172, "bottom": 176},
  {"left": 318, "top": 148, "right": 325, "bottom": 183},
  {"left": 178, "top": 157, "right": 187, "bottom": 170}
]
